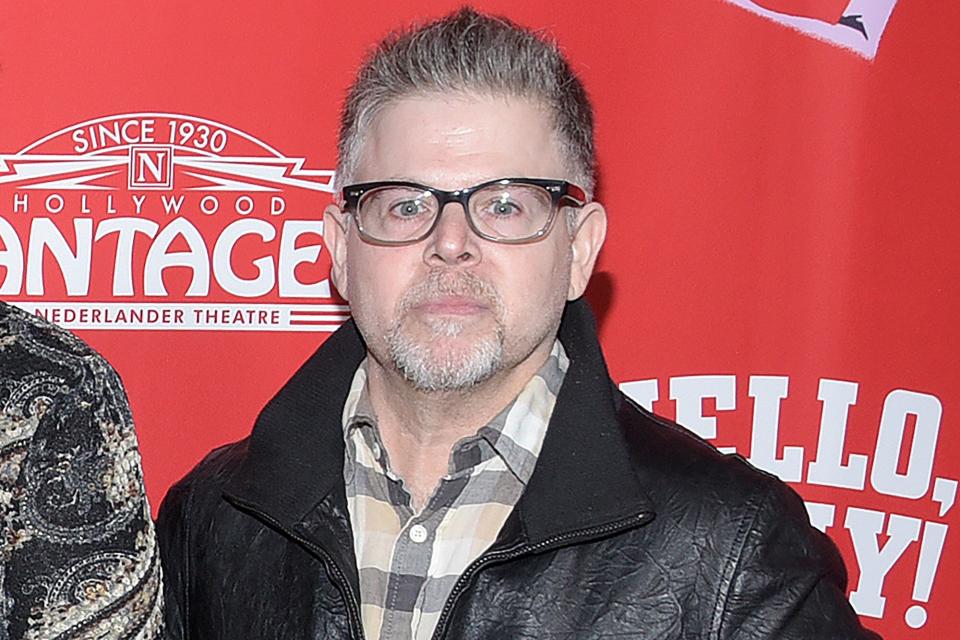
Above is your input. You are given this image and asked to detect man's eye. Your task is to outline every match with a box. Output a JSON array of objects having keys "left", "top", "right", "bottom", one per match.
[
  {"left": 484, "top": 199, "right": 522, "bottom": 216},
  {"left": 389, "top": 201, "right": 425, "bottom": 217}
]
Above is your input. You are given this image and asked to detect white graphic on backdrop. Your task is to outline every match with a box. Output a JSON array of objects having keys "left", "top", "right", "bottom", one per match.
[
  {"left": 721, "top": 0, "right": 899, "bottom": 59},
  {"left": 0, "top": 113, "right": 349, "bottom": 332}
]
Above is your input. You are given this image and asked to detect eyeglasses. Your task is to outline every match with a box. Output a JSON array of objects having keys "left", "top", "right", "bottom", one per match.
[{"left": 339, "top": 177, "right": 586, "bottom": 246}]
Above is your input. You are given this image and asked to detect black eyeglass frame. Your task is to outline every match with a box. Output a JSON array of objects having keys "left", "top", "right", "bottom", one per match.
[{"left": 339, "top": 177, "right": 587, "bottom": 246}]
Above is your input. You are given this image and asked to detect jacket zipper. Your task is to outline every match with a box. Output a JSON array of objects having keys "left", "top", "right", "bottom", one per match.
[
  {"left": 429, "top": 511, "right": 655, "bottom": 640},
  {"left": 226, "top": 497, "right": 366, "bottom": 640}
]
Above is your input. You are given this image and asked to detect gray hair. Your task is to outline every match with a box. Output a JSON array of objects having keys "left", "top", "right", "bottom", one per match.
[{"left": 335, "top": 7, "right": 596, "bottom": 198}]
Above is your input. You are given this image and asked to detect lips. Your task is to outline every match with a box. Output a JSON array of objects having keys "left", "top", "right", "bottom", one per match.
[
  {"left": 415, "top": 295, "right": 489, "bottom": 316},
  {"left": 395, "top": 269, "right": 505, "bottom": 327}
]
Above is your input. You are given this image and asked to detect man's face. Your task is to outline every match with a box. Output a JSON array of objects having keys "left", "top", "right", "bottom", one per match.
[{"left": 326, "top": 93, "right": 605, "bottom": 391}]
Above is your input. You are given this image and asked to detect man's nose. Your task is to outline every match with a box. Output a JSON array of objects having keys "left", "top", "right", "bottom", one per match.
[{"left": 424, "top": 202, "right": 480, "bottom": 266}]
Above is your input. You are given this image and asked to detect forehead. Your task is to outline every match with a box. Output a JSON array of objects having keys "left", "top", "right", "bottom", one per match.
[{"left": 353, "top": 93, "right": 568, "bottom": 188}]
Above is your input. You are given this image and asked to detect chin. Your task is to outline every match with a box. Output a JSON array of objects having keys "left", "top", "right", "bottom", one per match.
[{"left": 387, "top": 324, "right": 505, "bottom": 393}]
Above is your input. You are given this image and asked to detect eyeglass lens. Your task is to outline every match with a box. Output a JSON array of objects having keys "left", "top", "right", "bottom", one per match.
[{"left": 358, "top": 183, "right": 554, "bottom": 242}]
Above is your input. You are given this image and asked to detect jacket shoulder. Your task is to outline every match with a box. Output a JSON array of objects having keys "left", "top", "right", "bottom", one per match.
[
  {"left": 613, "top": 390, "right": 824, "bottom": 557},
  {"left": 159, "top": 438, "right": 251, "bottom": 513},
  {"left": 613, "top": 393, "right": 874, "bottom": 638},
  {"left": 616, "top": 391, "right": 790, "bottom": 503}
]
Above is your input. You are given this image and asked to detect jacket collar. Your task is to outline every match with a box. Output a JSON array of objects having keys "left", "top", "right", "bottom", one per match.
[
  {"left": 513, "top": 299, "right": 654, "bottom": 545},
  {"left": 224, "top": 298, "right": 654, "bottom": 545}
]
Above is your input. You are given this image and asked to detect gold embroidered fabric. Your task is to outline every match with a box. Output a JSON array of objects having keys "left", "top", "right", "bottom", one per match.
[{"left": 0, "top": 302, "right": 163, "bottom": 639}]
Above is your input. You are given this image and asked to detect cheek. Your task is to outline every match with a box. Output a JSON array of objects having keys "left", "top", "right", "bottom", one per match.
[
  {"left": 346, "top": 243, "right": 415, "bottom": 325},
  {"left": 497, "top": 244, "right": 572, "bottom": 320},
  {"left": 346, "top": 249, "right": 389, "bottom": 325}
]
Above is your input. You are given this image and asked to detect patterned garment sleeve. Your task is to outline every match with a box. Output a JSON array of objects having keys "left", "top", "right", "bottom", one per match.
[{"left": 0, "top": 303, "right": 163, "bottom": 640}]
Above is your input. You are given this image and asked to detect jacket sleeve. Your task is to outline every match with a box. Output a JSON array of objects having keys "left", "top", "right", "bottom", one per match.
[
  {"left": 717, "top": 479, "right": 883, "bottom": 639},
  {"left": 156, "top": 479, "right": 193, "bottom": 640}
]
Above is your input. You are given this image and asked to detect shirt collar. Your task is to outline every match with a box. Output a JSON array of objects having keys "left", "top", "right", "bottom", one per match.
[{"left": 341, "top": 340, "right": 569, "bottom": 486}]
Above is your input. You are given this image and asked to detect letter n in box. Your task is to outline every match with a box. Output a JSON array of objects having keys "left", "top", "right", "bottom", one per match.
[{"left": 129, "top": 145, "right": 174, "bottom": 189}]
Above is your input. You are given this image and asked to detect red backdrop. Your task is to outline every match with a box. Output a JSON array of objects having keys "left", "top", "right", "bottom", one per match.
[{"left": 1, "top": 1, "right": 957, "bottom": 636}]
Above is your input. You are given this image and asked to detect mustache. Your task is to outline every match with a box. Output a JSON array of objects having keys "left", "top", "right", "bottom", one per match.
[{"left": 396, "top": 270, "right": 504, "bottom": 317}]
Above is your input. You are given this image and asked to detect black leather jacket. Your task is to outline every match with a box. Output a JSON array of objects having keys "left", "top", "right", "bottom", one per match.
[{"left": 157, "top": 300, "right": 881, "bottom": 639}]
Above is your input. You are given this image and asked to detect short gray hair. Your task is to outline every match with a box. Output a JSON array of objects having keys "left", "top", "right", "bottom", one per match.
[{"left": 336, "top": 7, "right": 596, "bottom": 198}]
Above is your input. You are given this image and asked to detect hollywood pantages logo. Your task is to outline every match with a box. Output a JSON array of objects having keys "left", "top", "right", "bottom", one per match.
[{"left": 0, "top": 113, "right": 350, "bottom": 332}]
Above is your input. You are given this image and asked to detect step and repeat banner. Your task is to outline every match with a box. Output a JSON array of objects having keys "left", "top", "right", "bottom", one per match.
[{"left": 1, "top": 1, "right": 957, "bottom": 636}]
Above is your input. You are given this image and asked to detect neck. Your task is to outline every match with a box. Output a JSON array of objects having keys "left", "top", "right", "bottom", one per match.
[{"left": 365, "top": 341, "right": 553, "bottom": 510}]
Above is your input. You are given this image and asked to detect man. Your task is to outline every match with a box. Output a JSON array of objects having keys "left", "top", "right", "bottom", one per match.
[
  {"left": 157, "top": 8, "right": 879, "bottom": 639},
  {"left": 0, "top": 302, "right": 163, "bottom": 639}
]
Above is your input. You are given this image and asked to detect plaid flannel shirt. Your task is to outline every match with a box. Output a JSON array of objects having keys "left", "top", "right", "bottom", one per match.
[{"left": 342, "top": 340, "right": 569, "bottom": 640}]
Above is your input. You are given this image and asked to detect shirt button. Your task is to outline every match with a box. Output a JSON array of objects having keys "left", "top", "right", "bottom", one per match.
[
  {"left": 409, "top": 524, "right": 428, "bottom": 543},
  {"left": 371, "top": 442, "right": 382, "bottom": 459}
]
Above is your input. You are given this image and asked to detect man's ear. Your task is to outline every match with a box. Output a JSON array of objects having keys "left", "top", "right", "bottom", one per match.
[
  {"left": 323, "top": 203, "right": 350, "bottom": 301},
  {"left": 567, "top": 202, "right": 608, "bottom": 301}
]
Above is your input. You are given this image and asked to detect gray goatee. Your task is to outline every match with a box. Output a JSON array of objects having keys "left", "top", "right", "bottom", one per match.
[{"left": 386, "top": 270, "right": 505, "bottom": 392}]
